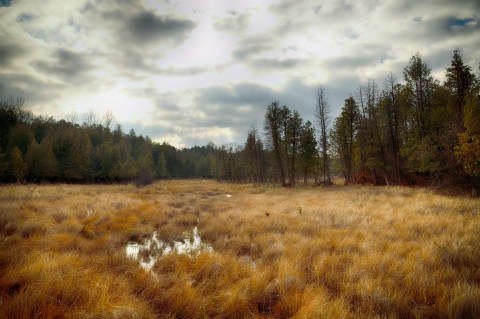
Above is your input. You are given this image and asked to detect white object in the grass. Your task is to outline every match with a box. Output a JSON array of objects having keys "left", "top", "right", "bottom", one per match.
[
  {"left": 173, "top": 226, "right": 213, "bottom": 255},
  {"left": 125, "top": 227, "right": 212, "bottom": 271},
  {"left": 226, "top": 194, "right": 232, "bottom": 198}
]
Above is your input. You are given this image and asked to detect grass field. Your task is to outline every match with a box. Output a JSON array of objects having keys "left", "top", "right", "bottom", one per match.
[{"left": 1, "top": 180, "right": 479, "bottom": 318}]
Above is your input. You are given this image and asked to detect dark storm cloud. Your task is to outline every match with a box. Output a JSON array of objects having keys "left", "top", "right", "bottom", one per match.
[
  {"left": 32, "top": 48, "right": 94, "bottom": 83},
  {"left": 126, "top": 11, "right": 196, "bottom": 45},
  {"left": 0, "top": 42, "right": 26, "bottom": 67},
  {"left": 87, "top": 2, "right": 197, "bottom": 75}
]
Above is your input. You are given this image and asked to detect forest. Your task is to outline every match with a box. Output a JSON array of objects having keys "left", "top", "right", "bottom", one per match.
[{"left": 1, "top": 49, "right": 479, "bottom": 191}]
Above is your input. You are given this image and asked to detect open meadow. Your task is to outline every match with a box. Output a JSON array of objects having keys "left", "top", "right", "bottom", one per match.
[{"left": 1, "top": 180, "right": 480, "bottom": 318}]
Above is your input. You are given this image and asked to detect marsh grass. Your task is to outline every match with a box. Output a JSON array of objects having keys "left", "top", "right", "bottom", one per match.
[{"left": 0, "top": 180, "right": 479, "bottom": 318}]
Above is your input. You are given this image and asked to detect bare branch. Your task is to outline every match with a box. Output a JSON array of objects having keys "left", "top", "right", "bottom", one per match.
[{"left": 102, "top": 109, "right": 115, "bottom": 129}]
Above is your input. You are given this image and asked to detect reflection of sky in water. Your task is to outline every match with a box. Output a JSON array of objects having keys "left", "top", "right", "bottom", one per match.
[{"left": 126, "top": 227, "right": 213, "bottom": 271}]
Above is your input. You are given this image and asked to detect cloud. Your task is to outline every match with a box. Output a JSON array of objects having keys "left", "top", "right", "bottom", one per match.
[
  {"left": 16, "top": 13, "right": 35, "bottom": 23},
  {"left": 1, "top": 0, "right": 479, "bottom": 148},
  {"left": 143, "top": 79, "right": 349, "bottom": 147},
  {"left": 198, "top": 83, "right": 275, "bottom": 110},
  {"left": 0, "top": 73, "right": 64, "bottom": 113},
  {"left": 115, "top": 49, "right": 212, "bottom": 76},
  {"left": 164, "top": 80, "right": 319, "bottom": 131},
  {"left": 83, "top": 3, "right": 198, "bottom": 76},
  {"left": 32, "top": 48, "right": 94, "bottom": 83},
  {"left": 213, "top": 10, "right": 250, "bottom": 33},
  {"left": 231, "top": 33, "right": 275, "bottom": 60},
  {"left": 92, "top": 1, "right": 196, "bottom": 48},
  {"left": 0, "top": 41, "right": 26, "bottom": 67},
  {"left": 250, "top": 58, "right": 304, "bottom": 70},
  {"left": 125, "top": 11, "right": 196, "bottom": 45}
]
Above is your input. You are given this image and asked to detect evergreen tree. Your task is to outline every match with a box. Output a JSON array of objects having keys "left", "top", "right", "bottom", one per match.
[
  {"left": 299, "top": 121, "right": 318, "bottom": 186},
  {"left": 403, "top": 53, "right": 437, "bottom": 139},
  {"left": 0, "top": 153, "right": 7, "bottom": 180},
  {"left": 245, "top": 128, "right": 261, "bottom": 185},
  {"left": 0, "top": 107, "right": 17, "bottom": 152},
  {"left": 26, "top": 139, "right": 39, "bottom": 179},
  {"left": 455, "top": 93, "right": 480, "bottom": 179},
  {"left": 38, "top": 137, "right": 58, "bottom": 179},
  {"left": 27, "top": 137, "right": 57, "bottom": 180},
  {"left": 445, "top": 49, "right": 476, "bottom": 131},
  {"left": 331, "top": 97, "right": 360, "bottom": 184},
  {"left": 157, "top": 152, "right": 169, "bottom": 178},
  {"left": 265, "top": 101, "right": 287, "bottom": 186},
  {"left": 288, "top": 110, "right": 303, "bottom": 186},
  {"left": 8, "top": 124, "right": 34, "bottom": 156}
]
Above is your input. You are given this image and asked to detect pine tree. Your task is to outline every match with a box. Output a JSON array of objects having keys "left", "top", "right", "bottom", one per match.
[
  {"left": 157, "top": 152, "right": 168, "bottom": 178},
  {"left": 0, "top": 153, "right": 8, "bottom": 181},
  {"left": 288, "top": 110, "right": 302, "bottom": 186},
  {"left": 403, "top": 53, "right": 437, "bottom": 139},
  {"left": 245, "top": 128, "right": 261, "bottom": 185},
  {"left": 264, "top": 101, "right": 287, "bottom": 186},
  {"left": 26, "top": 139, "right": 40, "bottom": 179},
  {"left": 445, "top": 49, "right": 476, "bottom": 131},
  {"left": 331, "top": 97, "right": 359, "bottom": 184},
  {"left": 455, "top": 93, "right": 480, "bottom": 178},
  {"left": 299, "top": 121, "right": 318, "bottom": 186},
  {"left": 39, "top": 137, "right": 58, "bottom": 179}
]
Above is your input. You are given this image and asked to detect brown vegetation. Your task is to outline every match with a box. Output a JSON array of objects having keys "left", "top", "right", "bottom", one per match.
[{"left": 1, "top": 180, "right": 479, "bottom": 318}]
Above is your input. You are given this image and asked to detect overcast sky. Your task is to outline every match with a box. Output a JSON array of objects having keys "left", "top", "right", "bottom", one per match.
[{"left": 1, "top": 0, "right": 479, "bottom": 147}]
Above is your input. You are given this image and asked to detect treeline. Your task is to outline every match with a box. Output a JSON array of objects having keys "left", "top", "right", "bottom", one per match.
[
  {"left": 0, "top": 101, "right": 217, "bottom": 184},
  {"left": 215, "top": 50, "right": 480, "bottom": 191},
  {"left": 1, "top": 49, "right": 479, "bottom": 190}
]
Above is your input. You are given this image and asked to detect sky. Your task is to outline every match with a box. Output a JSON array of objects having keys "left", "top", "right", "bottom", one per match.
[{"left": 0, "top": 0, "right": 479, "bottom": 148}]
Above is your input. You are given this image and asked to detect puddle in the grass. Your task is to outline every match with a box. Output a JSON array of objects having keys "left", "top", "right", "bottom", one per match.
[{"left": 125, "top": 227, "right": 213, "bottom": 271}]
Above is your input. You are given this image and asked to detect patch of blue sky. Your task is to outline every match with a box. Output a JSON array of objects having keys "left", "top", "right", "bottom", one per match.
[
  {"left": 448, "top": 17, "right": 477, "bottom": 27},
  {"left": 0, "top": 0, "right": 12, "bottom": 7}
]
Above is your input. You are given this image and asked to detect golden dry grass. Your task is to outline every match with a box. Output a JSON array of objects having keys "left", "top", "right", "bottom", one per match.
[{"left": 0, "top": 180, "right": 479, "bottom": 318}]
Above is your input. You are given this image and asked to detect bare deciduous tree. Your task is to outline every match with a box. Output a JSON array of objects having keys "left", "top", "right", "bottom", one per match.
[
  {"left": 315, "top": 87, "right": 331, "bottom": 186},
  {"left": 102, "top": 109, "right": 115, "bottom": 129}
]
